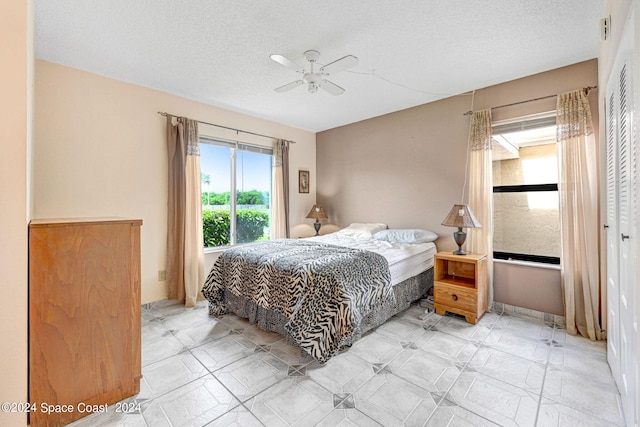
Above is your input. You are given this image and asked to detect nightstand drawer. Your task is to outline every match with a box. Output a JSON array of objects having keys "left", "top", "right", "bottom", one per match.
[{"left": 434, "top": 282, "right": 477, "bottom": 312}]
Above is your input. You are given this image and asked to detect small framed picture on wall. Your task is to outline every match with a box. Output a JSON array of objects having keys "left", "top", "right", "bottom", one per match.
[{"left": 299, "top": 170, "right": 310, "bottom": 193}]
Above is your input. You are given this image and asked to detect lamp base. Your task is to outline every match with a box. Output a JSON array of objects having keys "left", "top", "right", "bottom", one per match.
[
  {"left": 313, "top": 221, "right": 321, "bottom": 236},
  {"left": 452, "top": 228, "right": 467, "bottom": 255}
]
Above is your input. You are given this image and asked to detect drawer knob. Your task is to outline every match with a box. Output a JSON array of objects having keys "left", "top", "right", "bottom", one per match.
[{"left": 452, "top": 294, "right": 458, "bottom": 301}]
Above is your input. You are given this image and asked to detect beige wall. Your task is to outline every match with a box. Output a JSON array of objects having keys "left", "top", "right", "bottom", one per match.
[
  {"left": 0, "top": 1, "right": 32, "bottom": 425},
  {"left": 318, "top": 94, "right": 469, "bottom": 247},
  {"left": 33, "top": 61, "right": 316, "bottom": 304},
  {"left": 494, "top": 261, "right": 563, "bottom": 316},
  {"left": 317, "top": 60, "right": 598, "bottom": 251}
]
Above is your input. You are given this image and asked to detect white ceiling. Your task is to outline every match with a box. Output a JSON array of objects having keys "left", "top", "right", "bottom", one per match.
[{"left": 35, "top": 1, "right": 605, "bottom": 133}]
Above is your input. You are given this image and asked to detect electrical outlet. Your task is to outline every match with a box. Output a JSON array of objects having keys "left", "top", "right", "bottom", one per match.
[{"left": 158, "top": 270, "right": 166, "bottom": 281}]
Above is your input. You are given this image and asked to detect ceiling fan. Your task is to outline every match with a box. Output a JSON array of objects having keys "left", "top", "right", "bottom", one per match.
[{"left": 270, "top": 50, "right": 359, "bottom": 96}]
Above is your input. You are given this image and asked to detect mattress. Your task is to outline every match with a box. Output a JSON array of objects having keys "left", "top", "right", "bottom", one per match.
[{"left": 306, "top": 233, "right": 436, "bottom": 285}]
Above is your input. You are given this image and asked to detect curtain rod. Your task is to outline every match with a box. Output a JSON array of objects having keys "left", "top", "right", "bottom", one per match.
[
  {"left": 157, "top": 111, "right": 296, "bottom": 144},
  {"left": 462, "top": 85, "right": 597, "bottom": 116}
]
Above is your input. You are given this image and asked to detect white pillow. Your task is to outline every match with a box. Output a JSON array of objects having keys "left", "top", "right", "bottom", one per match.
[
  {"left": 373, "top": 229, "right": 438, "bottom": 244},
  {"left": 337, "top": 222, "right": 388, "bottom": 239},
  {"left": 344, "top": 223, "right": 388, "bottom": 233}
]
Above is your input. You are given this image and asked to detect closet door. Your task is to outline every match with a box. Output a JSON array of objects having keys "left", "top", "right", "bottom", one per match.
[
  {"left": 605, "top": 12, "right": 637, "bottom": 427},
  {"left": 619, "top": 58, "right": 638, "bottom": 427},
  {"left": 605, "top": 86, "right": 621, "bottom": 385}
]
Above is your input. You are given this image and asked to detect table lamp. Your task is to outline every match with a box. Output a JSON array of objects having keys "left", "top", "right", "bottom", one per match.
[
  {"left": 441, "top": 204, "right": 481, "bottom": 255},
  {"left": 306, "top": 204, "right": 328, "bottom": 236}
]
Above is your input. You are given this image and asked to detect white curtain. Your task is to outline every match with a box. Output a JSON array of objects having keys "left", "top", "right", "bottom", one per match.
[
  {"left": 467, "top": 109, "right": 494, "bottom": 308},
  {"left": 166, "top": 117, "right": 204, "bottom": 307},
  {"left": 556, "top": 90, "right": 602, "bottom": 340},
  {"left": 184, "top": 121, "right": 204, "bottom": 307},
  {"left": 272, "top": 139, "right": 290, "bottom": 239}
]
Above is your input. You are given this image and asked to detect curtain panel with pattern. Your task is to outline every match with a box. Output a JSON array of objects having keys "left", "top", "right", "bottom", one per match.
[
  {"left": 272, "top": 139, "right": 290, "bottom": 239},
  {"left": 467, "top": 109, "right": 494, "bottom": 308},
  {"left": 556, "top": 89, "right": 602, "bottom": 340},
  {"left": 166, "top": 116, "right": 204, "bottom": 307}
]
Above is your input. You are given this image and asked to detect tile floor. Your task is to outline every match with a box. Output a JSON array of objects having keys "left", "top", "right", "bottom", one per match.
[{"left": 69, "top": 300, "right": 625, "bottom": 426}]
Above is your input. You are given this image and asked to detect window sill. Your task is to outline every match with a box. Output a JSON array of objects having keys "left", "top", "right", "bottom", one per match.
[
  {"left": 204, "top": 242, "right": 255, "bottom": 254},
  {"left": 204, "top": 246, "right": 229, "bottom": 255},
  {"left": 494, "top": 258, "right": 561, "bottom": 270}
]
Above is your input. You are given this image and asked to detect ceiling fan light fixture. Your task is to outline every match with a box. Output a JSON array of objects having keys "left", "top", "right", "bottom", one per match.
[
  {"left": 271, "top": 50, "right": 358, "bottom": 96},
  {"left": 304, "top": 50, "right": 320, "bottom": 63}
]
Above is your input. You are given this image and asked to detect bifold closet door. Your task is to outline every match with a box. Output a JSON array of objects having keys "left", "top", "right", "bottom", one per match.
[
  {"left": 605, "top": 79, "right": 621, "bottom": 385},
  {"left": 605, "top": 11, "right": 638, "bottom": 427}
]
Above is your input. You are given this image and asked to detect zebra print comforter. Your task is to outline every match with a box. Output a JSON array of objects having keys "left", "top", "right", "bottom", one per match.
[{"left": 202, "top": 239, "right": 393, "bottom": 363}]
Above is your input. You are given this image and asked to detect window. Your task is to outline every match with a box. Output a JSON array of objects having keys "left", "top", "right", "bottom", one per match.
[
  {"left": 492, "top": 114, "right": 560, "bottom": 264},
  {"left": 199, "top": 137, "right": 272, "bottom": 248}
]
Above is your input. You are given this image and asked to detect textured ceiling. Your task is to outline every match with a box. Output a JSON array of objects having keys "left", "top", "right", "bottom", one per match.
[{"left": 35, "top": 1, "right": 605, "bottom": 132}]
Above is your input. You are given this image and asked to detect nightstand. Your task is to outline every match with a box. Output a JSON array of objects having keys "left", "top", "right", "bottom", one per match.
[{"left": 433, "top": 251, "right": 487, "bottom": 324}]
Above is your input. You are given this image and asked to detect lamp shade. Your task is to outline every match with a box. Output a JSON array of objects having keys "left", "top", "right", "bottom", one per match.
[
  {"left": 306, "top": 204, "right": 328, "bottom": 220},
  {"left": 441, "top": 204, "right": 481, "bottom": 229}
]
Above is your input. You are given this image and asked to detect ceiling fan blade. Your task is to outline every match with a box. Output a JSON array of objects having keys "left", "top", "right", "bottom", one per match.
[
  {"left": 320, "top": 80, "right": 345, "bottom": 96},
  {"left": 274, "top": 80, "right": 304, "bottom": 92},
  {"left": 270, "top": 54, "right": 305, "bottom": 73},
  {"left": 320, "top": 55, "right": 359, "bottom": 75}
]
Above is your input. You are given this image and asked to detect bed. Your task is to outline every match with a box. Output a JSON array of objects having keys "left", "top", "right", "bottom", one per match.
[{"left": 202, "top": 223, "right": 437, "bottom": 363}]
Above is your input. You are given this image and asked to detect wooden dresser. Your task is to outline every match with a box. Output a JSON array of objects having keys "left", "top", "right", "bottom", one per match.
[{"left": 29, "top": 218, "right": 142, "bottom": 427}]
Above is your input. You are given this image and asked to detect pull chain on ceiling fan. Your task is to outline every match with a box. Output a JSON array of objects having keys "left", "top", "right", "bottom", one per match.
[{"left": 270, "top": 50, "right": 359, "bottom": 95}]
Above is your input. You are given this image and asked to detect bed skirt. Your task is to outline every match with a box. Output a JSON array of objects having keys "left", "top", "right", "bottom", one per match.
[{"left": 210, "top": 267, "right": 434, "bottom": 352}]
